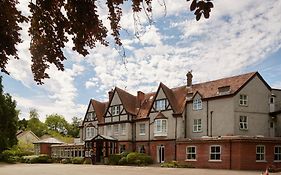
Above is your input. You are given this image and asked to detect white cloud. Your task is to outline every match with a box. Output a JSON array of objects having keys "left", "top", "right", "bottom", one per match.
[{"left": 85, "top": 0, "right": 281, "bottom": 100}]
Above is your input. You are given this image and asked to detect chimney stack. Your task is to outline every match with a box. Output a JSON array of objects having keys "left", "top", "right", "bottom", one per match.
[
  {"left": 186, "top": 71, "right": 193, "bottom": 87},
  {"left": 137, "top": 91, "right": 145, "bottom": 107},
  {"left": 108, "top": 89, "right": 114, "bottom": 100}
]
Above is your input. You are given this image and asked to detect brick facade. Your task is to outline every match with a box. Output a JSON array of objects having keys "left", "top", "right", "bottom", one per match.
[{"left": 176, "top": 138, "right": 281, "bottom": 170}]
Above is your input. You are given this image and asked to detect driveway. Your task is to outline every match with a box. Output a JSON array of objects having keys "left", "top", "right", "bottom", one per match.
[{"left": 0, "top": 164, "right": 265, "bottom": 175}]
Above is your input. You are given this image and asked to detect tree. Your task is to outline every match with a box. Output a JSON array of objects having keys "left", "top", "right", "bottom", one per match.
[
  {"left": 27, "top": 108, "right": 47, "bottom": 137},
  {"left": 67, "top": 117, "right": 82, "bottom": 138},
  {"left": 45, "top": 114, "right": 69, "bottom": 134},
  {"left": 0, "top": 76, "right": 18, "bottom": 152},
  {"left": 18, "top": 118, "right": 28, "bottom": 130},
  {"left": 0, "top": 0, "right": 213, "bottom": 84}
]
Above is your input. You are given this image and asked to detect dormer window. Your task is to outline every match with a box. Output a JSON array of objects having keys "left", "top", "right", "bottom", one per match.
[
  {"left": 218, "top": 86, "right": 230, "bottom": 95},
  {"left": 193, "top": 98, "right": 202, "bottom": 110},
  {"left": 239, "top": 94, "right": 248, "bottom": 106},
  {"left": 155, "top": 99, "right": 167, "bottom": 111},
  {"left": 111, "top": 105, "right": 120, "bottom": 116}
]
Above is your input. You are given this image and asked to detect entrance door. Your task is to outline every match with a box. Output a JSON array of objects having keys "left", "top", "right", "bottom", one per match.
[
  {"left": 157, "top": 145, "right": 165, "bottom": 163},
  {"left": 96, "top": 140, "right": 103, "bottom": 162}
]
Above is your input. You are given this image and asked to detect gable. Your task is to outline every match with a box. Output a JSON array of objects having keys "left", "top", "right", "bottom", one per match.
[
  {"left": 237, "top": 74, "right": 271, "bottom": 95},
  {"left": 156, "top": 88, "right": 166, "bottom": 100}
]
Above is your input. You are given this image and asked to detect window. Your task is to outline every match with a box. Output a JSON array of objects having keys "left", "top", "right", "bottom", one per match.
[
  {"left": 193, "top": 98, "right": 202, "bottom": 110},
  {"left": 186, "top": 146, "right": 196, "bottom": 160},
  {"left": 154, "top": 119, "right": 167, "bottom": 136},
  {"left": 87, "top": 112, "right": 96, "bottom": 121},
  {"left": 111, "top": 105, "right": 120, "bottom": 116},
  {"left": 210, "top": 146, "right": 221, "bottom": 161},
  {"left": 139, "top": 145, "right": 146, "bottom": 153},
  {"left": 114, "top": 125, "right": 119, "bottom": 135},
  {"left": 256, "top": 145, "right": 265, "bottom": 161},
  {"left": 270, "top": 97, "right": 275, "bottom": 104},
  {"left": 155, "top": 99, "right": 166, "bottom": 111},
  {"left": 239, "top": 94, "right": 248, "bottom": 106},
  {"left": 86, "top": 127, "right": 95, "bottom": 139},
  {"left": 193, "top": 119, "right": 202, "bottom": 132},
  {"left": 139, "top": 123, "right": 146, "bottom": 135},
  {"left": 107, "top": 125, "right": 112, "bottom": 136},
  {"left": 239, "top": 116, "right": 248, "bottom": 130},
  {"left": 121, "top": 123, "right": 126, "bottom": 135},
  {"left": 120, "top": 144, "right": 126, "bottom": 153},
  {"left": 274, "top": 146, "right": 281, "bottom": 161}
]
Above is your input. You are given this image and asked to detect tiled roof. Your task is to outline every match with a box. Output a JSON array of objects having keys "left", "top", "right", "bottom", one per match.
[
  {"left": 86, "top": 72, "right": 265, "bottom": 121},
  {"left": 115, "top": 87, "right": 137, "bottom": 115},
  {"left": 34, "top": 137, "right": 64, "bottom": 144},
  {"left": 91, "top": 99, "right": 107, "bottom": 123}
]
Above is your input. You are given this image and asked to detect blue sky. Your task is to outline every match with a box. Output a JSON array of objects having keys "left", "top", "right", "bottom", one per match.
[{"left": 1, "top": 0, "right": 281, "bottom": 122}]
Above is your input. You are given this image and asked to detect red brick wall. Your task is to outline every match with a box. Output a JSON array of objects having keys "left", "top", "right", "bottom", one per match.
[
  {"left": 177, "top": 141, "right": 231, "bottom": 169},
  {"left": 118, "top": 141, "right": 133, "bottom": 153},
  {"left": 149, "top": 140, "right": 176, "bottom": 163},
  {"left": 176, "top": 139, "right": 281, "bottom": 170},
  {"left": 40, "top": 143, "right": 51, "bottom": 156}
]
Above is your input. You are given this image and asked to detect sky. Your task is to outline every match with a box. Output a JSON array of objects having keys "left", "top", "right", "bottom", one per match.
[{"left": 1, "top": 0, "right": 281, "bottom": 122}]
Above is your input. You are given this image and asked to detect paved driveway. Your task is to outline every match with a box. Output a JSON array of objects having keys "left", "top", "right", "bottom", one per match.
[{"left": 0, "top": 164, "right": 266, "bottom": 175}]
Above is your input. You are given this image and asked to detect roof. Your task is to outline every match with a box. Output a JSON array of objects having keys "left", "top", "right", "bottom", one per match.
[
  {"left": 85, "top": 134, "right": 117, "bottom": 141},
  {"left": 34, "top": 137, "right": 64, "bottom": 144},
  {"left": 91, "top": 99, "right": 107, "bottom": 123},
  {"left": 84, "top": 71, "right": 268, "bottom": 121},
  {"left": 16, "top": 130, "right": 40, "bottom": 141}
]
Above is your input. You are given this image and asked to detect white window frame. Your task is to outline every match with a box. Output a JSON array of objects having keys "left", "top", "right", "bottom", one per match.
[
  {"left": 239, "top": 116, "right": 248, "bottom": 130},
  {"left": 139, "top": 123, "right": 146, "bottom": 135},
  {"left": 274, "top": 146, "right": 281, "bottom": 162},
  {"left": 193, "top": 119, "right": 202, "bottom": 132},
  {"left": 86, "top": 127, "right": 95, "bottom": 139},
  {"left": 186, "top": 146, "right": 197, "bottom": 161},
  {"left": 256, "top": 145, "right": 266, "bottom": 162},
  {"left": 239, "top": 94, "right": 248, "bottom": 106},
  {"left": 154, "top": 119, "right": 167, "bottom": 136},
  {"left": 209, "top": 145, "right": 221, "bottom": 161},
  {"left": 111, "top": 105, "right": 120, "bottom": 116},
  {"left": 155, "top": 99, "right": 166, "bottom": 111},
  {"left": 121, "top": 123, "right": 126, "bottom": 135},
  {"left": 193, "top": 98, "right": 202, "bottom": 110},
  {"left": 114, "top": 125, "right": 119, "bottom": 135}
]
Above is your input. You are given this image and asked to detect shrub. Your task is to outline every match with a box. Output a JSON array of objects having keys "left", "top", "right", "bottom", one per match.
[
  {"left": 126, "top": 152, "right": 153, "bottom": 166},
  {"left": 108, "top": 154, "right": 122, "bottom": 165},
  {"left": 61, "top": 158, "right": 71, "bottom": 164},
  {"left": 71, "top": 157, "right": 84, "bottom": 164},
  {"left": 0, "top": 146, "right": 33, "bottom": 163},
  {"left": 83, "top": 158, "right": 92, "bottom": 164},
  {"left": 126, "top": 152, "right": 139, "bottom": 164},
  {"left": 118, "top": 157, "right": 127, "bottom": 165},
  {"left": 120, "top": 152, "right": 129, "bottom": 158},
  {"left": 30, "top": 155, "right": 52, "bottom": 164},
  {"left": 161, "top": 161, "right": 194, "bottom": 168}
]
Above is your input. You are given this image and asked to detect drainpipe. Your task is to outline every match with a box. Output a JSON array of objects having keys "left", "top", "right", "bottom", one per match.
[
  {"left": 184, "top": 102, "right": 187, "bottom": 138},
  {"left": 229, "top": 140, "right": 232, "bottom": 169},
  {"left": 207, "top": 101, "right": 209, "bottom": 136},
  {"left": 210, "top": 111, "right": 213, "bottom": 137},
  {"left": 175, "top": 114, "right": 178, "bottom": 161},
  {"left": 148, "top": 119, "right": 151, "bottom": 155}
]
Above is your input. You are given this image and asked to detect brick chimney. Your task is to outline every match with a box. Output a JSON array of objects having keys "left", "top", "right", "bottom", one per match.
[
  {"left": 186, "top": 71, "right": 193, "bottom": 87},
  {"left": 108, "top": 89, "right": 114, "bottom": 100},
  {"left": 137, "top": 91, "right": 145, "bottom": 107}
]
